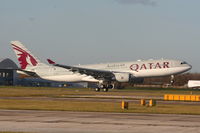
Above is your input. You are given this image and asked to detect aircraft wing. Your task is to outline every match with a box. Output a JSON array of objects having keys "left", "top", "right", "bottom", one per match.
[{"left": 47, "top": 59, "right": 115, "bottom": 80}]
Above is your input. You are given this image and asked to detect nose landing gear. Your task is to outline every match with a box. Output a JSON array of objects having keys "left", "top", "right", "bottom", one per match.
[{"left": 170, "top": 75, "right": 175, "bottom": 86}]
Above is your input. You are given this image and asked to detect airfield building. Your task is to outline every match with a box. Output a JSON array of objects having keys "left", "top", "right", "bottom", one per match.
[{"left": 0, "top": 58, "right": 18, "bottom": 85}]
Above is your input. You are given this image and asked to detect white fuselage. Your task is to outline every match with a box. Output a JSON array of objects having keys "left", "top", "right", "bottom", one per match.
[{"left": 32, "top": 59, "right": 192, "bottom": 83}]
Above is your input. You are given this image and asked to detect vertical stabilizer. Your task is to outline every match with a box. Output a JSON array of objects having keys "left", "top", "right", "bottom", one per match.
[{"left": 10, "top": 41, "right": 44, "bottom": 70}]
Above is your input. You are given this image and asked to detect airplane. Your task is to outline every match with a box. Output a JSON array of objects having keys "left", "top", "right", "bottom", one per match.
[{"left": 10, "top": 41, "right": 192, "bottom": 92}]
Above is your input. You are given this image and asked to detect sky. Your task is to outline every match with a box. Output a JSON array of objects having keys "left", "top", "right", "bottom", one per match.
[{"left": 0, "top": 0, "right": 200, "bottom": 72}]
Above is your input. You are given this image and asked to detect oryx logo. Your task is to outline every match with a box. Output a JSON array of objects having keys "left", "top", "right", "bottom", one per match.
[{"left": 11, "top": 44, "right": 38, "bottom": 69}]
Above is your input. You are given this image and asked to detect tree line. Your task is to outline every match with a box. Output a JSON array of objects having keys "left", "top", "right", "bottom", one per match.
[{"left": 143, "top": 73, "right": 200, "bottom": 86}]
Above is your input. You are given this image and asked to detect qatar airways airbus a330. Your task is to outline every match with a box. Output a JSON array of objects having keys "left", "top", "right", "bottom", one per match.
[{"left": 10, "top": 41, "right": 192, "bottom": 91}]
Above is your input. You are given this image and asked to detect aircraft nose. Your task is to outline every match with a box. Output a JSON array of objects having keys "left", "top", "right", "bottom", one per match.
[{"left": 187, "top": 64, "right": 192, "bottom": 71}]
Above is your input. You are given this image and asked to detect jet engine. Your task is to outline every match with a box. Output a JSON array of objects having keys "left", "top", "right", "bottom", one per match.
[
  {"left": 113, "top": 73, "right": 131, "bottom": 82},
  {"left": 113, "top": 73, "right": 144, "bottom": 84}
]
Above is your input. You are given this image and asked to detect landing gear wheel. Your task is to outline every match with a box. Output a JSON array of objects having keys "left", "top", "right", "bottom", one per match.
[
  {"left": 95, "top": 88, "right": 100, "bottom": 92},
  {"left": 103, "top": 88, "right": 108, "bottom": 92}
]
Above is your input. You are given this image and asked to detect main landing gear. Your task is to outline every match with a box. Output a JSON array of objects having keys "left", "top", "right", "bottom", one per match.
[{"left": 95, "top": 84, "right": 114, "bottom": 92}]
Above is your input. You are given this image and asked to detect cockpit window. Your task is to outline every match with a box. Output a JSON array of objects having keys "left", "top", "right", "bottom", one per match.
[{"left": 181, "top": 61, "right": 187, "bottom": 65}]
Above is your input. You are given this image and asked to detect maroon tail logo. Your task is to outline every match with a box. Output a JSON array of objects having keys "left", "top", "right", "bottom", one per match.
[{"left": 12, "top": 44, "right": 38, "bottom": 69}]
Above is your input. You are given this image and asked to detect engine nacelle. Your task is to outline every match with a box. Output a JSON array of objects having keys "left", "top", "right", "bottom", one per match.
[
  {"left": 114, "top": 73, "right": 131, "bottom": 82},
  {"left": 113, "top": 73, "right": 144, "bottom": 84}
]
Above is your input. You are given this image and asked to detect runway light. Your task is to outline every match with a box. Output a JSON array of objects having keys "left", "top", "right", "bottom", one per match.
[
  {"left": 140, "top": 99, "right": 146, "bottom": 106},
  {"left": 149, "top": 99, "right": 156, "bottom": 107},
  {"left": 121, "top": 101, "right": 129, "bottom": 110}
]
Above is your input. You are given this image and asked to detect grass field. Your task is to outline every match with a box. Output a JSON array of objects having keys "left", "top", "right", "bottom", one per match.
[
  {"left": 0, "top": 86, "right": 199, "bottom": 98},
  {"left": 0, "top": 86, "right": 199, "bottom": 115},
  {"left": 0, "top": 132, "right": 30, "bottom": 133},
  {"left": 0, "top": 99, "right": 199, "bottom": 115}
]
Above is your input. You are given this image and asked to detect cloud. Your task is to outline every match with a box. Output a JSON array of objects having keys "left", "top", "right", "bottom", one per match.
[{"left": 116, "top": 0, "right": 157, "bottom": 6}]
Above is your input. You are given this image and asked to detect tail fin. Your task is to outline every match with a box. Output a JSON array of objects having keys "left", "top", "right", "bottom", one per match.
[{"left": 10, "top": 41, "right": 42, "bottom": 70}]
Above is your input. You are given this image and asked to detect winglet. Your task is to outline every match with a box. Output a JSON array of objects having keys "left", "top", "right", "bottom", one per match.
[{"left": 47, "top": 59, "right": 56, "bottom": 64}]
